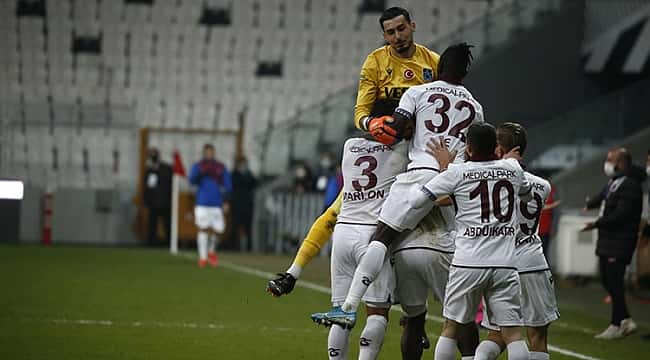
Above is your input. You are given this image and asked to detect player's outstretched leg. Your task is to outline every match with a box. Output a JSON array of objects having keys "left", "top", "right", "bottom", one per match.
[
  {"left": 342, "top": 223, "right": 400, "bottom": 313},
  {"left": 400, "top": 312, "right": 426, "bottom": 360},
  {"left": 359, "top": 306, "right": 388, "bottom": 360},
  {"left": 311, "top": 306, "right": 357, "bottom": 330},
  {"left": 327, "top": 324, "right": 350, "bottom": 360},
  {"left": 197, "top": 230, "right": 209, "bottom": 267}
]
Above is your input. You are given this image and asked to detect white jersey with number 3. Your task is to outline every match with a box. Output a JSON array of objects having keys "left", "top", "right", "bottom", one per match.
[
  {"left": 515, "top": 172, "right": 552, "bottom": 272},
  {"left": 395, "top": 80, "right": 484, "bottom": 171},
  {"left": 423, "top": 158, "right": 532, "bottom": 268},
  {"left": 338, "top": 138, "right": 409, "bottom": 225}
]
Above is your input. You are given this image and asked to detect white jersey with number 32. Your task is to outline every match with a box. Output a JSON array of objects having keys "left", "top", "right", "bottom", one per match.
[
  {"left": 395, "top": 80, "right": 484, "bottom": 171},
  {"left": 338, "top": 138, "right": 409, "bottom": 225}
]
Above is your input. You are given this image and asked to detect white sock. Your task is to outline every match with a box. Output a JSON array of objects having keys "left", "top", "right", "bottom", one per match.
[
  {"left": 530, "top": 351, "right": 550, "bottom": 360},
  {"left": 358, "top": 315, "right": 387, "bottom": 360},
  {"left": 208, "top": 233, "right": 217, "bottom": 253},
  {"left": 506, "top": 340, "right": 529, "bottom": 360},
  {"left": 286, "top": 263, "right": 302, "bottom": 279},
  {"left": 462, "top": 357, "right": 475, "bottom": 360},
  {"left": 341, "top": 242, "right": 387, "bottom": 312},
  {"left": 434, "top": 336, "right": 457, "bottom": 360},
  {"left": 197, "top": 231, "right": 208, "bottom": 260},
  {"left": 475, "top": 340, "right": 503, "bottom": 360},
  {"left": 327, "top": 324, "right": 350, "bottom": 360}
]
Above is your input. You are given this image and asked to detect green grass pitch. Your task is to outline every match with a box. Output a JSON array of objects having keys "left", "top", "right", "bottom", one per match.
[{"left": 1, "top": 244, "right": 649, "bottom": 359}]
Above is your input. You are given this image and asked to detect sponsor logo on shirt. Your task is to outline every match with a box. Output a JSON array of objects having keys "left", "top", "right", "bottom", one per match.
[
  {"left": 404, "top": 69, "right": 415, "bottom": 80},
  {"left": 423, "top": 68, "right": 433, "bottom": 82}
]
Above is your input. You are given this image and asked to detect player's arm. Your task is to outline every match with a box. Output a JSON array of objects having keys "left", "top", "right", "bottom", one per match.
[
  {"left": 354, "top": 54, "right": 379, "bottom": 131},
  {"left": 188, "top": 164, "right": 201, "bottom": 185},
  {"left": 422, "top": 168, "right": 459, "bottom": 202},
  {"left": 266, "top": 192, "right": 342, "bottom": 297}
]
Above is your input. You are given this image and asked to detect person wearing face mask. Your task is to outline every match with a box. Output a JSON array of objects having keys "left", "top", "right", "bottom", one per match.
[
  {"left": 229, "top": 157, "right": 257, "bottom": 251},
  {"left": 143, "top": 148, "right": 173, "bottom": 246},
  {"left": 581, "top": 147, "right": 646, "bottom": 340}
]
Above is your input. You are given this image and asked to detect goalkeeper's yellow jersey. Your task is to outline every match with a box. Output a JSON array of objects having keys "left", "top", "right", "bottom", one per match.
[{"left": 354, "top": 43, "right": 440, "bottom": 129}]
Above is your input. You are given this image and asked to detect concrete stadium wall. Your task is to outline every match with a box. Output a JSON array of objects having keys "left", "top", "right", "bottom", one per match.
[
  {"left": 465, "top": 1, "right": 604, "bottom": 127},
  {"left": 49, "top": 188, "right": 138, "bottom": 245}
]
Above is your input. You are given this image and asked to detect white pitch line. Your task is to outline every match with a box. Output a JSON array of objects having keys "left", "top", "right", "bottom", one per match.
[
  {"left": 184, "top": 253, "right": 604, "bottom": 360},
  {"left": 31, "top": 318, "right": 325, "bottom": 334}
]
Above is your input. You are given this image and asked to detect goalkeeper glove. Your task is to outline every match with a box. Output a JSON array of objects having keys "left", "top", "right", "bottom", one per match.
[
  {"left": 368, "top": 116, "right": 398, "bottom": 145},
  {"left": 266, "top": 273, "right": 297, "bottom": 297}
]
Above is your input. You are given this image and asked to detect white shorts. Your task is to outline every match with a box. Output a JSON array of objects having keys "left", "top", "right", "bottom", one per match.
[
  {"left": 378, "top": 169, "right": 438, "bottom": 232},
  {"left": 482, "top": 269, "right": 559, "bottom": 329},
  {"left": 194, "top": 206, "right": 225, "bottom": 233},
  {"left": 331, "top": 224, "right": 394, "bottom": 308},
  {"left": 392, "top": 247, "right": 452, "bottom": 317},
  {"left": 443, "top": 266, "right": 523, "bottom": 327}
]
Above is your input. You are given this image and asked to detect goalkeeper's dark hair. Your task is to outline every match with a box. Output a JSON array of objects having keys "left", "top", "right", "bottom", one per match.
[
  {"left": 379, "top": 7, "right": 411, "bottom": 30},
  {"left": 438, "top": 42, "right": 474, "bottom": 82},
  {"left": 203, "top": 143, "right": 214, "bottom": 151},
  {"left": 467, "top": 123, "right": 497, "bottom": 157},
  {"left": 497, "top": 122, "right": 528, "bottom": 157}
]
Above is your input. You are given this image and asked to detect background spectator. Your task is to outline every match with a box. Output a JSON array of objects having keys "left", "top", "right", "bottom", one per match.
[
  {"left": 143, "top": 148, "right": 172, "bottom": 246},
  {"left": 189, "top": 144, "right": 232, "bottom": 267},
  {"left": 292, "top": 161, "right": 313, "bottom": 193},
  {"left": 230, "top": 157, "right": 257, "bottom": 251},
  {"left": 323, "top": 165, "right": 343, "bottom": 209},
  {"left": 581, "top": 147, "right": 646, "bottom": 339},
  {"left": 314, "top": 151, "right": 335, "bottom": 193}
]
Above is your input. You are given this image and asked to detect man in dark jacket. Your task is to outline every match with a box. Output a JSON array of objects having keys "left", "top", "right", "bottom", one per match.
[
  {"left": 143, "top": 148, "right": 173, "bottom": 246},
  {"left": 230, "top": 157, "right": 257, "bottom": 250},
  {"left": 582, "top": 147, "right": 646, "bottom": 340}
]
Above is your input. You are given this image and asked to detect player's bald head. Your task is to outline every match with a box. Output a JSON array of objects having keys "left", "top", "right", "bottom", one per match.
[{"left": 467, "top": 123, "right": 497, "bottom": 159}]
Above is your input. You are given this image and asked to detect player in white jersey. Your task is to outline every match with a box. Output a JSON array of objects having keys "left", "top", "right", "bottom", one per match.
[
  {"left": 310, "top": 135, "right": 409, "bottom": 360},
  {"left": 422, "top": 123, "right": 533, "bottom": 360},
  {"left": 473, "top": 123, "right": 559, "bottom": 360},
  {"left": 317, "top": 43, "right": 483, "bottom": 359}
]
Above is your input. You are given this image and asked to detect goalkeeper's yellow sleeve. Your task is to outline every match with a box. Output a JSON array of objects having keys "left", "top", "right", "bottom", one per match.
[
  {"left": 354, "top": 54, "right": 379, "bottom": 130},
  {"left": 286, "top": 192, "right": 342, "bottom": 278}
]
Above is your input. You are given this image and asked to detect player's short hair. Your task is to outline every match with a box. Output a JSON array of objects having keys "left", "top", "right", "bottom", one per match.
[
  {"left": 496, "top": 122, "right": 528, "bottom": 156},
  {"left": 467, "top": 123, "right": 497, "bottom": 157},
  {"left": 379, "top": 7, "right": 411, "bottom": 30},
  {"left": 438, "top": 42, "right": 474, "bottom": 80},
  {"left": 203, "top": 144, "right": 214, "bottom": 151}
]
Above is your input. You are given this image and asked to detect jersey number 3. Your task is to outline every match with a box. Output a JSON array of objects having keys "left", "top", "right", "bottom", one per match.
[{"left": 352, "top": 156, "right": 378, "bottom": 191}]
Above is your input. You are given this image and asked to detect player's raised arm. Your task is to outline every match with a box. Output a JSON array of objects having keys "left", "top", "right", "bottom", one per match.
[
  {"left": 354, "top": 54, "right": 380, "bottom": 131},
  {"left": 266, "top": 192, "right": 342, "bottom": 297}
]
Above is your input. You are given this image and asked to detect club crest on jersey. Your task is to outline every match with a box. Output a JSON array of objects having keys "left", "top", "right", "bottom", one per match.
[
  {"left": 423, "top": 68, "right": 433, "bottom": 82},
  {"left": 386, "top": 67, "right": 393, "bottom": 76},
  {"left": 403, "top": 69, "right": 415, "bottom": 80}
]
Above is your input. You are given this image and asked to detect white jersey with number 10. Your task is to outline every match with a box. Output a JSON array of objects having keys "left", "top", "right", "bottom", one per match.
[
  {"left": 395, "top": 80, "right": 484, "bottom": 171},
  {"left": 337, "top": 138, "right": 409, "bottom": 225}
]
